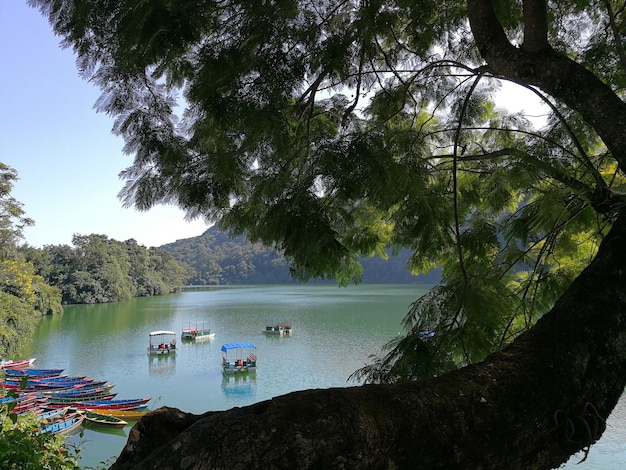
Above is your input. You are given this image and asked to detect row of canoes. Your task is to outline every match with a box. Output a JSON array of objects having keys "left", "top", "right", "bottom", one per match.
[{"left": 1, "top": 359, "right": 151, "bottom": 434}]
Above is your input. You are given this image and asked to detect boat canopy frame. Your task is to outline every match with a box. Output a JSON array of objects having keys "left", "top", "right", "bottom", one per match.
[
  {"left": 221, "top": 342, "right": 256, "bottom": 352},
  {"left": 149, "top": 330, "right": 176, "bottom": 337}
]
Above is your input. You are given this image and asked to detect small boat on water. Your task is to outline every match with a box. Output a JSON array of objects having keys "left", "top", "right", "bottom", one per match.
[
  {"left": 0, "top": 357, "right": 36, "bottom": 370},
  {"left": 47, "top": 397, "right": 151, "bottom": 410},
  {"left": 3, "top": 373, "right": 83, "bottom": 383},
  {"left": 32, "top": 406, "right": 69, "bottom": 421},
  {"left": 5, "top": 377, "right": 102, "bottom": 390},
  {"left": 0, "top": 392, "right": 33, "bottom": 405},
  {"left": 221, "top": 343, "right": 257, "bottom": 374},
  {"left": 0, "top": 392, "right": 43, "bottom": 413},
  {"left": 263, "top": 322, "right": 293, "bottom": 336},
  {"left": 181, "top": 322, "right": 215, "bottom": 341},
  {"left": 147, "top": 330, "right": 177, "bottom": 355},
  {"left": 4, "top": 367, "right": 64, "bottom": 378},
  {"left": 45, "top": 390, "right": 117, "bottom": 403},
  {"left": 80, "top": 410, "right": 128, "bottom": 429},
  {"left": 42, "top": 385, "right": 115, "bottom": 398},
  {"left": 38, "top": 410, "right": 85, "bottom": 435},
  {"left": 94, "top": 408, "right": 149, "bottom": 421}
]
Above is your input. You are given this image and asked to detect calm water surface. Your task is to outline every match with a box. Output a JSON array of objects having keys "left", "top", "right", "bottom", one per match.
[
  {"left": 23, "top": 284, "right": 425, "bottom": 467},
  {"left": 19, "top": 284, "right": 626, "bottom": 469}
]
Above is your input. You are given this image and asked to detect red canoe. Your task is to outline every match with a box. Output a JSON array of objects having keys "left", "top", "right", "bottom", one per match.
[{"left": 0, "top": 358, "right": 36, "bottom": 370}]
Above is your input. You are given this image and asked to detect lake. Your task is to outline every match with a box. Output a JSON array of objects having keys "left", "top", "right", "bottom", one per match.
[{"left": 17, "top": 284, "right": 626, "bottom": 469}]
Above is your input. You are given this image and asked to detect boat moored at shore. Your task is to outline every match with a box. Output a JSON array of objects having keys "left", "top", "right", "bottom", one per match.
[
  {"left": 37, "top": 410, "right": 85, "bottom": 435},
  {"left": 94, "top": 408, "right": 149, "bottom": 421},
  {"left": 3, "top": 367, "right": 64, "bottom": 378},
  {"left": 0, "top": 357, "right": 36, "bottom": 370},
  {"left": 80, "top": 410, "right": 128, "bottom": 428}
]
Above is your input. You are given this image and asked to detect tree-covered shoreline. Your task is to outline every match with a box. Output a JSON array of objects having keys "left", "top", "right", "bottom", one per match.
[
  {"left": 21, "top": 234, "right": 186, "bottom": 305},
  {"left": 0, "top": 163, "right": 61, "bottom": 360},
  {"left": 13, "top": 224, "right": 431, "bottom": 317}
]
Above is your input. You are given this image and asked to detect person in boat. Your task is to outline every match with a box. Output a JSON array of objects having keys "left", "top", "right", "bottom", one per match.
[{"left": 236, "top": 359, "right": 243, "bottom": 367}]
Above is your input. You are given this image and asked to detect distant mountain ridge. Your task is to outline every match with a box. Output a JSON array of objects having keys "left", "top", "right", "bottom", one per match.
[{"left": 161, "top": 226, "right": 440, "bottom": 285}]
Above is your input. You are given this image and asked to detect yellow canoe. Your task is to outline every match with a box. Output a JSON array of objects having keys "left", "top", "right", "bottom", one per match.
[
  {"left": 80, "top": 410, "right": 128, "bottom": 428},
  {"left": 93, "top": 408, "right": 150, "bottom": 421}
]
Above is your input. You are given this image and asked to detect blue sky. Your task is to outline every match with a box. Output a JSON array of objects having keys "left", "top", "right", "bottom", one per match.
[{"left": 0, "top": 1, "right": 208, "bottom": 248}]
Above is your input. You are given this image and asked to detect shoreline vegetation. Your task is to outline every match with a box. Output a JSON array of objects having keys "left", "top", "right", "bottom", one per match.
[{"left": 5, "top": 225, "right": 436, "bottom": 359}]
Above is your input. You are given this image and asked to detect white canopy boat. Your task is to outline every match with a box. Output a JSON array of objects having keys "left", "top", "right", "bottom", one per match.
[{"left": 147, "top": 330, "right": 177, "bottom": 355}]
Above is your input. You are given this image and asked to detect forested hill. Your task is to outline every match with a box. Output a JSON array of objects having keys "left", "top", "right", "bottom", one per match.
[{"left": 161, "top": 226, "right": 439, "bottom": 285}]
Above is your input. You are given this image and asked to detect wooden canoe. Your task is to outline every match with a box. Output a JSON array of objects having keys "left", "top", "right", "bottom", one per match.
[
  {"left": 80, "top": 410, "right": 128, "bottom": 428},
  {"left": 44, "top": 389, "right": 117, "bottom": 402},
  {"left": 46, "top": 397, "right": 150, "bottom": 410},
  {"left": 38, "top": 411, "right": 85, "bottom": 435},
  {"left": 0, "top": 358, "right": 36, "bottom": 370},
  {"left": 33, "top": 406, "right": 69, "bottom": 421},
  {"left": 94, "top": 408, "right": 150, "bottom": 421},
  {"left": 4, "top": 368, "right": 64, "bottom": 378}
]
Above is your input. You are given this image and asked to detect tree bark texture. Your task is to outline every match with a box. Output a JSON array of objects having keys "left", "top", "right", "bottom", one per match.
[{"left": 110, "top": 211, "right": 626, "bottom": 469}]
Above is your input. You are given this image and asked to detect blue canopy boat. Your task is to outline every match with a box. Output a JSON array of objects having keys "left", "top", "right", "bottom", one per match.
[{"left": 221, "top": 343, "right": 257, "bottom": 374}]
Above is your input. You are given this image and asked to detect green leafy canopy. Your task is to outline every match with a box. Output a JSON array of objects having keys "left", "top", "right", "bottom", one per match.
[{"left": 28, "top": 0, "right": 626, "bottom": 381}]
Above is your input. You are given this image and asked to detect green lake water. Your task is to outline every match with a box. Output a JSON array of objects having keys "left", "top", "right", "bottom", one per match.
[{"left": 17, "top": 284, "right": 626, "bottom": 469}]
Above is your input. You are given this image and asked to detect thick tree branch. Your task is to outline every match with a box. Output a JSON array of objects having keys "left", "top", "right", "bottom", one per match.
[
  {"left": 522, "top": 0, "right": 548, "bottom": 52},
  {"left": 467, "top": 0, "right": 626, "bottom": 173}
]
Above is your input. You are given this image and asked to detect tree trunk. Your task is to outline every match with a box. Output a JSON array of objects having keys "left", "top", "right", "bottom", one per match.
[{"left": 109, "top": 210, "right": 626, "bottom": 470}]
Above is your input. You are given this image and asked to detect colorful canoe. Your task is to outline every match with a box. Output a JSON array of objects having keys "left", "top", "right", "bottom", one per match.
[
  {"left": 32, "top": 406, "right": 69, "bottom": 421},
  {"left": 47, "top": 397, "right": 151, "bottom": 410},
  {"left": 3, "top": 378, "right": 102, "bottom": 390},
  {"left": 45, "top": 393, "right": 117, "bottom": 405},
  {"left": 42, "top": 387, "right": 115, "bottom": 400},
  {"left": 2, "top": 374, "right": 80, "bottom": 385},
  {"left": 4, "top": 368, "right": 64, "bottom": 378},
  {"left": 0, "top": 392, "right": 43, "bottom": 413},
  {"left": 94, "top": 408, "right": 150, "bottom": 421},
  {"left": 80, "top": 410, "right": 128, "bottom": 428},
  {"left": 76, "top": 398, "right": 151, "bottom": 410},
  {"left": 38, "top": 411, "right": 85, "bottom": 435},
  {"left": 0, "top": 358, "right": 36, "bottom": 370}
]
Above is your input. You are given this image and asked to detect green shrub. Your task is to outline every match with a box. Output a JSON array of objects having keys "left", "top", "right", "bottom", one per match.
[{"left": 0, "top": 396, "right": 80, "bottom": 470}]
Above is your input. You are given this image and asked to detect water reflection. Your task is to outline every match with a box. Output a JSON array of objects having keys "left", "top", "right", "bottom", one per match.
[
  {"left": 148, "top": 354, "right": 176, "bottom": 377},
  {"left": 221, "top": 373, "right": 257, "bottom": 400},
  {"left": 82, "top": 425, "right": 128, "bottom": 438}
]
